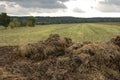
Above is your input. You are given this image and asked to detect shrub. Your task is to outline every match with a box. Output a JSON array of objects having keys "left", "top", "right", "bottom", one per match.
[
  {"left": 21, "top": 21, "right": 27, "bottom": 27},
  {"left": 27, "top": 17, "right": 36, "bottom": 27},
  {"left": 8, "top": 22, "right": 15, "bottom": 29},
  {"left": 27, "top": 20, "right": 34, "bottom": 27},
  {"left": 8, "top": 18, "right": 21, "bottom": 28}
]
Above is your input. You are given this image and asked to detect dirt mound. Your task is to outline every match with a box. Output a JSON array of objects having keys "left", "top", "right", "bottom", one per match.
[
  {"left": 111, "top": 36, "right": 120, "bottom": 47},
  {"left": 0, "top": 46, "right": 18, "bottom": 67},
  {"left": 0, "top": 34, "right": 120, "bottom": 80},
  {"left": 16, "top": 34, "right": 73, "bottom": 61}
]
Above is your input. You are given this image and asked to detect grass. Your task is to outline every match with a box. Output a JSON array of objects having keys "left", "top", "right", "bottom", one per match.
[{"left": 0, "top": 23, "right": 120, "bottom": 46}]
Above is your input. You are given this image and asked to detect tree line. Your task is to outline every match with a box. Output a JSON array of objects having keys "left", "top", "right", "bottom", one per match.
[
  {"left": 35, "top": 17, "right": 120, "bottom": 24},
  {"left": 12, "top": 16, "right": 120, "bottom": 25},
  {"left": 0, "top": 13, "right": 36, "bottom": 28},
  {"left": 0, "top": 13, "right": 120, "bottom": 28}
]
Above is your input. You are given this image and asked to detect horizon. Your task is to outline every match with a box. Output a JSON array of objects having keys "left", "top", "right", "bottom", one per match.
[
  {"left": 0, "top": 0, "right": 120, "bottom": 17},
  {"left": 9, "top": 15, "right": 120, "bottom": 18}
]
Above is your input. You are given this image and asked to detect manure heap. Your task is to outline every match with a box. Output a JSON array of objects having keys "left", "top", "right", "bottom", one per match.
[{"left": 0, "top": 34, "right": 120, "bottom": 80}]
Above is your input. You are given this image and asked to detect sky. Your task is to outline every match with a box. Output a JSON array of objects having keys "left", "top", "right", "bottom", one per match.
[{"left": 0, "top": 0, "right": 120, "bottom": 17}]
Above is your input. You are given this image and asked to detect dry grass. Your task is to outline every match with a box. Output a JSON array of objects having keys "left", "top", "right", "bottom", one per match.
[{"left": 0, "top": 23, "right": 120, "bottom": 46}]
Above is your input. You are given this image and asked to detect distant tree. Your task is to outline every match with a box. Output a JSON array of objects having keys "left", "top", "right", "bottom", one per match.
[
  {"left": 21, "top": 20, "right": 27, "bottom": 27},
  {"left": 27, "top": 20, "right": 33, "bottom": 27},
  {"left": 8, "top": 18, "right": 21, "bottom": 28},
  {"left": 0, "top": 13, "right": 10, "bottom": 27},
  {"left": 27, "top": 17, "right": 36, "bottom": 27},
  {"left": 16, "top": 21, "right": 21, "bottom": 27},
  {"left": 9, "top": 22, "right": 15, "bottom": 29},
  {"left": 13, "top": 18, "right": 21, "bottom": 27}
]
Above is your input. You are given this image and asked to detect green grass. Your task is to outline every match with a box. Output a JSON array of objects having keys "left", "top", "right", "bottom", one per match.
[{"left": 0, "top": 23, "right": 120, "bottom": 46}]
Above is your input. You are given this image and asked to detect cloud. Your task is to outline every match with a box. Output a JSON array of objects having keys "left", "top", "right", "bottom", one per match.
[
  {"left": 96, "top": 0, "right": 120, "bottom": 12},
  {"left": 73, "top": 8, "right": 85, "bottom": 13},
  {"left": 0, "top": 0, "right": 120, "bottom": 17},
  {"left": 0, "top": 0, "right": 71, "bottom": 16},
  {"left": 106, "top": 0, "right": 120, "bottom": 5},
  {"left": 1, "top": 0, "right": 69, "bottom": 9},
  {"left": 0, "top": 4, "right": 6, "bottom": 13}
]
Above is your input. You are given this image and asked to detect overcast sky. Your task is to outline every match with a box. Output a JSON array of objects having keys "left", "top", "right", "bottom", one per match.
[{"left": 0, "top": 0, "right": 120, "bottom": 17}]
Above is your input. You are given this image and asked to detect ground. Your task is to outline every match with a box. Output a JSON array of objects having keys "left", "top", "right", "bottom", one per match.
[
  {"left": 0, "top": 23, "right": 120, "bottom": 80},
  {"left": 0, "top": 34, "right": 120, "bottom": 80},
  {"left": 0, "top": 23, "right": 120, "bottom": 46}
]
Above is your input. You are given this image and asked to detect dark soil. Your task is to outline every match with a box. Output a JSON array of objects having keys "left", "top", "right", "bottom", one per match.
[{"left": 0, "top": 34, "right": 120, "bottom": 80}]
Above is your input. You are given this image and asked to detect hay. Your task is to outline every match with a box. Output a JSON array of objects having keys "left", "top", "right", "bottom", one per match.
[
  {"left": 17, "top": 34, "right": 73, "bottom": 61},
  {"left": 111, "top": 36, "right": 120, "bottom": 47},
  {"left": 0, "top": 34, "right": 120, "bottom": 80}
]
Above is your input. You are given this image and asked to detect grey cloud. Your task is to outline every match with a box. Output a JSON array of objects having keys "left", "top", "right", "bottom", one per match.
[
  {"left": 73, "top": 8, "right": 85, "bottom": 13},
  {"left": 105, "top": 0, "right": 120, "bottom": 6},
  {"left": 0, "top": 4, "right": 6, "bottom": 13},
  {"left": 0, "top": 0, "right": 70, "bottom": 15},
  {"left": 97, "top": 0, "right": 120, "bottom": 12},
  {"left": 1, "top": 0, "right": 69, "bottom": 9},
  {"left": 59, "top": 0, "right": 70, "bottom": 2},
  {"left": 8, "top": 8, "right": 30, "bottom": 16}
]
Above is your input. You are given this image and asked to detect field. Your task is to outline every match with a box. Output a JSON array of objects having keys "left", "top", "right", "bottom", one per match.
[
  {"left": 0, "top": 23, "right": 120, "bottom": 46},
  {"left": 0, "top": 23, "right": 120, "bottom": 80}
]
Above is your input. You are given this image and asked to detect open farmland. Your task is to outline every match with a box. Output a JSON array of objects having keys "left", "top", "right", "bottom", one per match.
[
  {"left": 0, "top": 23, "right": 120, "bottom": 80},
  {"left": 0, "top": 23, "right": 120, "bottom": 46},
  {"left": 0, "top": 34, "right": 120, "bottom": 80},
  {"left": 0, "top": 0, "right": 120, "bottom": 79}
]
